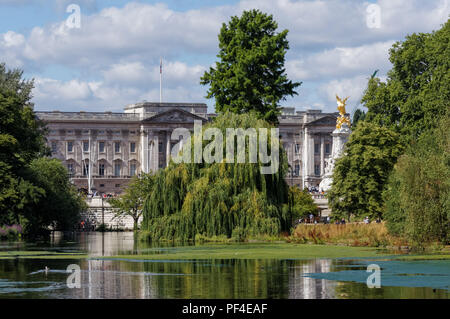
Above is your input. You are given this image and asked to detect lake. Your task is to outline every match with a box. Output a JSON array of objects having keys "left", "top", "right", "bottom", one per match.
[{"left": 0, "top": 232, "right": 448, "bottom": 299}]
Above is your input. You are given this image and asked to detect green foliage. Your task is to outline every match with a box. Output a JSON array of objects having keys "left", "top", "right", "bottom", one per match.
[
  {"left": 0, "top": 63, "right": 49, "bottom": 225},
  {"left": 328, "top": 122, "right": 404, "bottom": 220},
  {"left": 362, "top": 19, "right": 449, "bottom": 139},
  {"left": 200, "top": 9, "right": 301, "bottom": 124},
  {"left": 22, "top": 158, "right": 85, "bottom": 234},
  {"left": 108, "top": 174, "right": 153, "bottom": 230},
  {"left": 142, "top": 112, "right": 291, "bottom": 241},
  {"left": 383, "top": 115, "right": 449, "bottom": 245},
  {"left": 0, "top": 63, "right": 82, "bottom": 235},
  {"left": 352, "top": 109, "right": 366, "bottom": 128},
  {"left": 288, "top": 186, "right": 318, "bottom": 220}
]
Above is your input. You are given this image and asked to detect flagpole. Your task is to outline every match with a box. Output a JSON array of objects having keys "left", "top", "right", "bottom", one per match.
[{"left": 159, "top": 57, "right": 162, "bottom": 103}]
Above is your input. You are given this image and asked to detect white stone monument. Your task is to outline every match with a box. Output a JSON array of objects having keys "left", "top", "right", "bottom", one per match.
[{"left": 319, "top": 95, "right": 352, "bottom": 192}]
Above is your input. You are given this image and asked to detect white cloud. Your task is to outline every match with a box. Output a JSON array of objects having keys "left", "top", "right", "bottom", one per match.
[
  {"left": 287, "top": 40, "right": 394, "bottom": 81},
  {"left": 32, "top": 59, "right": 208, "bottom": 111},
  {"left": 319, "top": 75, "right": 372, "bottom": 110},
  {"left": 1, "top": 0, "right": 448, "bottom": 113}
]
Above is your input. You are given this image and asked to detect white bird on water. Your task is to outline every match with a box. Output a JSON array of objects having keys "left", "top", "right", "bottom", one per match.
[{"left": 44, "top": 266, "right": 49, "bottom": 275}]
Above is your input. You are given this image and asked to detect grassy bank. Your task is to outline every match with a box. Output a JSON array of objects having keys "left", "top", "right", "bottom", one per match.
[{"left": 291, "top": 222, "right": 409, "bottom": 247}]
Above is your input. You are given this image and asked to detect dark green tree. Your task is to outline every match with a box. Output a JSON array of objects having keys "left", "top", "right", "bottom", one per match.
[
  {"left": 0, "top": 63, "right": 83, "bottom": 235},
  {"left": 383, "top": 114, "right": 449, "bottom": 245},
  {"left": 328, "top": 122, "right": 404, "bottom": 221},
  {"left": 22, "top": 158, "right": 85, "bottom": 234},
  {"left": 200, "top": 9, "right": 301, "bottom": 124},
  {"left": 352, "top": 109, "right": 366, "bottom": 128},
  {"left": 0, "top": 63, "right": 48, "bottom": 224},
  {"left": 362, "top": 19, "right": 449, "bottom": 139}
]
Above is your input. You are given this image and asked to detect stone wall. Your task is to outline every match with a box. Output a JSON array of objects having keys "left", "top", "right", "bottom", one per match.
[{"left": 81, "top": 196, "right": 142, "bottom": 230}]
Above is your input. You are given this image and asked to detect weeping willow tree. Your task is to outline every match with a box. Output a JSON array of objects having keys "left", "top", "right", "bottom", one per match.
[{"left": 141, "top": 112, "right": 291, "bottom": 241}]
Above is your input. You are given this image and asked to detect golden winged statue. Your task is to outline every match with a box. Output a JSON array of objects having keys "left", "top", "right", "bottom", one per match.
[{"left": 335, "top": 94, "right": 351, "bottom": 129}]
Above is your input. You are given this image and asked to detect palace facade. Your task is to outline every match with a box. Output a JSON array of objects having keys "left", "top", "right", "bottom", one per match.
[{"left": 36, "top": 102, "right": 339, "bottom": 194}]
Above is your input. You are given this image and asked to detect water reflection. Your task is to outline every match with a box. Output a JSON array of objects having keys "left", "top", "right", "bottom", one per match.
[{"left": 0, "top": 232, "right": 448, "bottom": 299}]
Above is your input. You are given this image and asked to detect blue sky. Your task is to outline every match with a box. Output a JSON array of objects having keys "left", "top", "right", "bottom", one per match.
[{"left": 0, "top": 0, "right": 448, "bottom": 114}]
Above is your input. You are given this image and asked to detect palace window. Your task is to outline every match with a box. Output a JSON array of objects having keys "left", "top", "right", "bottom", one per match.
[
  {"left": 67, "top": 141, "right": 73, "bottom": 153},
  {"left": 130, "top": 142, "right": 136, "bottom": 153},
  {"left": 114, "top": 142, "right": 121, "bottom": 153},
  {"left": 295, "top": 143, "right": 300, "bottom": 154},
  {"left": 130, "top": 163, "right": 136, "bottom": 177},
  {"left": 83, "top": 162, "right": 89, "bottom": 176},
  {"left": 99, "top": 163, "right": 105, "bottom": 176},
  {"left": 83, "top": 141, "right": 89, "bottom": 152},
  {"left": 114, "top": 162, "right": 121, "bottom": 176},
  {"left": 325, "top": 143, "right": 330, "bottom": 154},
  {"left": 158, "top": 142, "right": 163, "bottom": 153},
  {"left": 51, "top": 141, "right": 57, "bottom": 154},
  {"left": 99, "top": 142, "right": 105, "bottom": 153},
  {"left": 294, "top": 163, "right": 300, "bottom": 177},
  {"left": 67, "top": 163, "right": 74, "bottom": 177},
  {"left": 314, "top": 143, "right": 319, "bottom": 154},
  {"left": 314, "top": 164, "right": 320, "bottom": 176}
]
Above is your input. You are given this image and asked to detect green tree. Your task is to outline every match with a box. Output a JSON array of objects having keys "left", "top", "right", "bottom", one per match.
[
  {"left": 21, "top": 158, "right": 85, "bottom": 235},
  {"left": 352, "top": 109, "right": 366, "bottom": 128},
  {"left": 362, "top": 19, "right": 449, "bottom": 139},
  {"left": 383, "top": 114, "right": 449, "bottom": 245},
  {"left": 288, "top": 186, "right": 318, "bottom": 221},
  {"left": 142, "top": 112, "right": 290, "bottom": 241},
  {"left": 200, "top": 9, "right": 301, "bottom": 124},
  {"left": 328, "top": 122, "right": 404, "bottom": 221},
  {"left": 109, "top": 174, "right": 153, "bottom": 231},
  {"left": 0, "top": 63, "right": 48, "bottom": 225}
]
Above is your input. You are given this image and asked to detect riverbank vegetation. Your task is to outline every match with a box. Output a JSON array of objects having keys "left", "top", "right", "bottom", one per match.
[
  {"left": 329, "top": 20, "right": 449, "bottom": 248},
  {"left": 291, "top": 223, "right": 407, "bottom": 247}
]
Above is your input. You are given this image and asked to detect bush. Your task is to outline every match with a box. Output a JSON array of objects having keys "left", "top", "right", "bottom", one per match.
[
  {"left": 0, "top": 224, "right": 23, "bottom": 240},
  {"left": 383, "top": 115, "right": 449, "bottom": 246},
  {"left": 292, "top": 223, "right": 405, "bottom": 247}
]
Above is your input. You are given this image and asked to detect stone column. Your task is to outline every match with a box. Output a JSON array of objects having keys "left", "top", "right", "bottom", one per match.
[
  {"left": 166, "top": 130, "right": 171, "bottom": 167},
  {"left": 320, "top": 135, "right": 325, "bottom": 176},
  {"left": 302, "top": 127, "right": 308, "bottom": 189},
  {"left": 151, "top": 133, "right": 159, "bottom": 172},
  {"left": 307, "top": 133, "right": 314, "bottom": 180},
  {"left": 140, "top": 127, "right": 148, "bottom": 173}
]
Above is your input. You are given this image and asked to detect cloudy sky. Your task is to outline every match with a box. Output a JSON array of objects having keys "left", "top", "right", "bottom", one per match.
[{"left": 0, "top": 0, "right": 448, "bottom": 114}]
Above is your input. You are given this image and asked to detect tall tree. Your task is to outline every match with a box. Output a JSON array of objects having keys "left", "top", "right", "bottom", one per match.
[
  {"left": 200, "top": 9, "right": 301, "bottom": 124},
  {"left": 383, "top": 114, "right": 449, "bottom": 245},
  {"left": 362, "top": 19, "right": 449, "bottom": 139},
  {"left": 0, "top": 63, "right": 48, "bottom": 224},
  {"left": 0, "top": 63, "right": 83, "bottom": 234},
  {"left": 23, "top": 158, "right": 85, "bottom": 234},
  {"left": 328, "top": 122, "right": 404, "bottom": 221}
]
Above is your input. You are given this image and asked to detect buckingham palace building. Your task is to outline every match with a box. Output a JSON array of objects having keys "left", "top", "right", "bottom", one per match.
[{"left": 36, "top": 102, "right": 339, "bottom": 195}]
